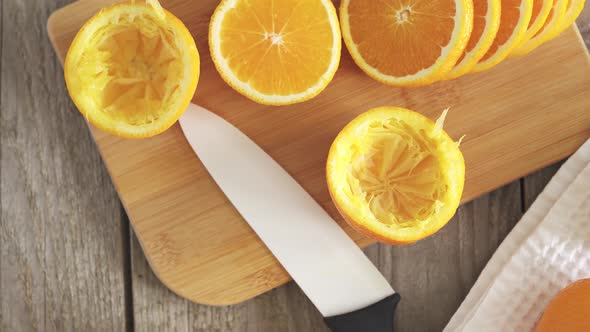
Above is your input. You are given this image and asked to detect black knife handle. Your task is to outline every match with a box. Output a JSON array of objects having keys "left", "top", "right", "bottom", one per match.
[{"left": 324, "top": 293, "right": 400, "bottom": 332}]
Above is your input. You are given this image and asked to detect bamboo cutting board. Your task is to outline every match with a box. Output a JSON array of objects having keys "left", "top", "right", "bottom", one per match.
[{"left": 48, "top": 0, "right": 590, "bottom": 305}]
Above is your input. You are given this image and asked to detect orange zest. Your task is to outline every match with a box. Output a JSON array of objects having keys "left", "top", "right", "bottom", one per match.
[
  {"left": 545, "top": 0, "right": 586, "bottom": 41},
  {"left": 515, "top": 0, "right": 554, "bottom": 48},
  {"left": 511, "top": 0, "right": 568, "bottom": 56},
  {"left": 447, "top": 0, "right": 501, "bottom": 79}
]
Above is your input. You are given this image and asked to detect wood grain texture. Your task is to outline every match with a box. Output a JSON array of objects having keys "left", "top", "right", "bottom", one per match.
[
  {"left": 0, "top": 0, "right": 128, "bottom": 330},
  {"left": 46, "top": 0, "right": 590, "bottom": 305},
  {"left": 131, "top": 253, "right": 331, "bottom": 332},
  {"left": 130, "top": 228, "right": 190, "bottom": 332},
  {"left": 131, "top": 227, "right": 329, "bottom": 332}
]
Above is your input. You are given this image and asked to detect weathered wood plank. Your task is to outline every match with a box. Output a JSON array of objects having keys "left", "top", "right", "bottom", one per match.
[
  {"left": 0, "top": 0, "right": 128, "bottom": 331},
  {"left": 130, "top": 229, "right": 189, "bottom": 331}
]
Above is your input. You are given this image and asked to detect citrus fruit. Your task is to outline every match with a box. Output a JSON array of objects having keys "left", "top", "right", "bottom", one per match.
[
  {"left": 511, "top": 0, "right": 568, "bottom": 56},
  {"left": 471, "top": 0, "right": 533, "bottom": 72},
  {"left": 64, "top": 0, "right": 200, "bottom": 138},
  {"left": 447, "top": 0, "right": 501, "bottom": 79},
  {"left": 544, "top": 0, "right": 586, "bottom": 41},
  {"left": 515, "top": 0, "right": 554, "bottom": 48},
  {"left": 208, "top": 0, "right": 341, "bottom": 106},
  {"left": 535, "top": 279, "right": 590, "bottom": 332},
  {"left": 340, "top": 0, "right": 474, "bottom": 86},
  {"left": 326, "top": 107, "right": 465, "bottom": 245}
]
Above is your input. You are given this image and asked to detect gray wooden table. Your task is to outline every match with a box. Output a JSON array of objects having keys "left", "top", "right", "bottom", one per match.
[{"left": 1, "top": 1, "right": 589, "bottom": 331}]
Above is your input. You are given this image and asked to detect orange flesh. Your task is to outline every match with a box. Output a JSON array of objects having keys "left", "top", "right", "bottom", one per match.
[
  {"left": 480, "top": 0, "right": 524, "bottom": 61},
  {"left": 218, "top": 0, "right": 335, "bottom": 95},
  {"left": 70, "top": 8, "right": 185, "bottom": 126},
  {"left": 346, "top": 119, "right": 445, "bottom": 225},
  {"left": 457, "top": 0, "right": 489, "bottom": 63},
  {"left": 346, "top": 0, "right": 457, "bottom": 76}
]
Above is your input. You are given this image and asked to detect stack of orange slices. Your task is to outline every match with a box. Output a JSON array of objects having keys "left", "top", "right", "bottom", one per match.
[{"left": 339, "top": 0, "right": 583, "bottom": 86}]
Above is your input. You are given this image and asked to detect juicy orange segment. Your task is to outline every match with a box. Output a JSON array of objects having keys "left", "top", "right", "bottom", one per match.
[
  {"left": 516, "top": 0, "right": 554, "bottom": 48},
  {"left": 340, "top": 0, "right": 474, "bottom": 86},
  {"left": 326, "top": 107, "right": 465, "bottom": 244},
  {"left": 472, "top": 0, "right": 533, "bottom": 72},
  {"left": 512, "top": 0, "right": 568, "bottom": 56},
  {"left": 447, "top": 0, "right": 501, "bottom": 79},
  {"left": 209, "top": 0, "right": 341, "bottom": 105},
  {"left": 64, "top": 1, "right": 199, "bottom": 138}
]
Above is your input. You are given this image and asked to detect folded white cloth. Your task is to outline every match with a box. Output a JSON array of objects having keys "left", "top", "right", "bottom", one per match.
[{"left": 444, "top": 139, "right": 590, "bottom": 332}]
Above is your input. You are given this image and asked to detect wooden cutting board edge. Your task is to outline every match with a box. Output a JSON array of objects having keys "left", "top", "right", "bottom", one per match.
[{"left": 47, "top": 1, "right": 590, "bottom": 306}]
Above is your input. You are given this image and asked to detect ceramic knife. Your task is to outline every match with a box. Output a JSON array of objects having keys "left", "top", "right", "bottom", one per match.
[{"left": 179, "top": 104, "right": 400, "bottom": 332}]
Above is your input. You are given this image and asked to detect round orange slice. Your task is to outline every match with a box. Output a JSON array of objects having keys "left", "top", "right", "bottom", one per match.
[
  {"left": 326, "top": 107, "right": 465, "bottom": 245},
  {"left": 471, "top": 0, "right": 533, "bottom": 72},
  {"left": 64, "top": 0, "right": 200, "bottom": 138},
  {"left": 340, "top": 0, "right": 474, "bottom": 86},
  {"left": 447, "top": 0, "right": 501, "bottom": 79},
  {"left": 515, "top": 0, "right": 554, "bottom": 48},
  {"left": 511, "top": 0, "right": 568, "bottom": 56},
  {"left": 208, "top": 0, "right": 341, "bottom": 106}
]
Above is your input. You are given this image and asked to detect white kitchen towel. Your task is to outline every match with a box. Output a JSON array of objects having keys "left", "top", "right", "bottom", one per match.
[{"left": 444, "top": 138, "right": 590, "bottom": 332}]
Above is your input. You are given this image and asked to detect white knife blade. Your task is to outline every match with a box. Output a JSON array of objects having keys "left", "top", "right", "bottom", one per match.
[{"left": 179, "top": 103, "right": 395, "bottom": 318}]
